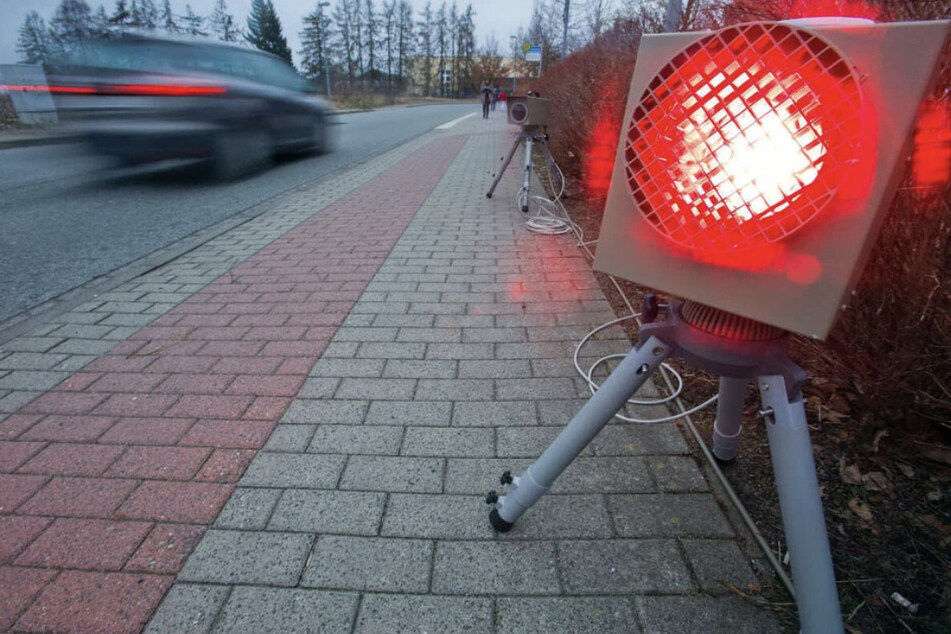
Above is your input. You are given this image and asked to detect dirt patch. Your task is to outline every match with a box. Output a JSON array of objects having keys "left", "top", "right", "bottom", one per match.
[{"left": 558, "top": 184, "right": 951, "bottom": 634}]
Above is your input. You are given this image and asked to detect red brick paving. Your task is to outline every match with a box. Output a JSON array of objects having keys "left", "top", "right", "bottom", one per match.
[{"left": 0, "top": 136, "right": 464, "bottom": 632}]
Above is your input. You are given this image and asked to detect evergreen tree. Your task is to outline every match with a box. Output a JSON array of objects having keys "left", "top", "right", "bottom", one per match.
[
  {"left": 16, "top": 12, "right": 53, "bottom": 65},
  {"left": 160, "top": 0, "right": 180, "bottom": 33},
  {"left": 135, "top": 0, "right": 160, "bottom": 29},
  {"left": 209, "top": 0, "right": 242, "bottom": 41},
  {"left": 50, "top": 0, "right": 94, "bottom": 55},
  {"left": 435, "top": 2, "right": 447, "bottom": 96},
  {"left": 182, "top": 4, "right": 207, "bottom": 36},
  {"left": 110, "top": 0, "right": 133, "bottom": 31},
  {"left": 299, "top": 1, "right": 333, "bottom": 81},
  {"left": 91, "top": 5, "right": 114, "bottom": 38},
  {"left": 246, "top": 0, "right": 293, "bottom": 64},
  {"left": 383, "top": 0, "right": 396, "bottom": 87}
]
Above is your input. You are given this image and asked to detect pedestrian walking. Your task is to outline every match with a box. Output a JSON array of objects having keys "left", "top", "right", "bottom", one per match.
[
  {"left": 498, "top": 89, "right": 507, "bottom": 112},
  {"left": 491, "top": 87, "right": 499, "bottom": 111},
  {"left": 481, "top": 80, "right": 492, "bottom": 119}
]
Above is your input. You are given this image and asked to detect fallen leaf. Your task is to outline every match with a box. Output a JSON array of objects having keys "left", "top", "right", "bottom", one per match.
[
  {"left": 839, "top": 458, "right": 862, "bottom": 485},
  {"left": 862, "top": 471, "right": 893, "bottom": 493},
  {"left": 921, "top": 446, "right": 951, "bottom": 466},
  {"left": 848, "top": 498, "right": 874, "bottom": 522},
  {"left": 898, "top": 463, "right": 915, "bottom": 479}
]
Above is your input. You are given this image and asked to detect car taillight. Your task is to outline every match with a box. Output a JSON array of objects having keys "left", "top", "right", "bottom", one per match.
[{"left": 624, "top": 22, "right": 862, "bottom": 253}]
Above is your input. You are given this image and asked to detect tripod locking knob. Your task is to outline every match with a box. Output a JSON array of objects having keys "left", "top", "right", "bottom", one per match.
[
  {"left": 500, "top": 471, "right": 513, "bottom": 485},
  {"left": 643, "top": 294, "right": 659, "bottom": 323},
  {"left": 485, "top": 490, "right": 499, "bottom": 505}
]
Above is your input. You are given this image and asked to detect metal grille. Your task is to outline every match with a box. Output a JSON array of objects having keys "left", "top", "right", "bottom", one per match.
[{"left": 625, "top": 22, "right": 863, "bottom": 253}]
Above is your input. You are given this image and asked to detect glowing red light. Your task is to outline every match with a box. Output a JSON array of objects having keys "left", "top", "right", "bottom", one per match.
[
  {"left": 788, "top": 0, "right": 881, "bottom": 21},
  {"left": 624, "top": 23, "right": 863, "bottom": 253},
  {"left": 911, "top": 99, "right": 951, "bottom": 191}
]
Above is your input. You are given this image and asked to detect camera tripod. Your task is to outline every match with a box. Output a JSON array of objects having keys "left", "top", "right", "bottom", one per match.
[
  {"left": 486, "top": 298, "right": 844, "bottom": 634},
  {"left": 485, "top": 126, "right": 559, "bottom": 213}
]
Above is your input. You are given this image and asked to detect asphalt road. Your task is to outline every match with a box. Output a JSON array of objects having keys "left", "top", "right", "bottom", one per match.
[{"left": 0, "top": 103, "right": 477, "bottom": 325}]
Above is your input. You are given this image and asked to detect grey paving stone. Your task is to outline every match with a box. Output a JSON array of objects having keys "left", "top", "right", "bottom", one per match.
[
  {"left": 179, "top": 530, "right": 313, "bottom": 585},
  {"left": 341, "top": 456, "right": 443, "bottom": 492},
  {"left": 530, "top": 358, "right": 581, "bottom": 378},
  {"left": 300, "top": 536, "right": 433, "bottom": 592},
  {"left": 497, "top": 378, "right": 579, "bottom": 400},
  {"left": 0, "top": 352, "right": 68, "bottom": 370},
  {"left": 552, "top": 457, "right": 655, "bottom": 494},
  {"left": 382, "top": 494, "right": 494, "bottom": 539},
  {"left": 212, "top": 587, "right": 358, "bottom": 634},
  {"left": 649, "top": 456, "right": 710, "bottom": 492},
  {"left": 383, "top": 359, "right": 456, "bottom": 379},
  {"left": 372, "top": 314, "right": 436, "bottom": 328},
  {"left": 309, "top": 358, "right": 386, "bottom": 378},
  {"left": 145, "top": 583, "right": 230, "bottom": 634},
  {"left": 334, "top": 327, "right": 399, "bottom": 342},
  {"left": 681, "top": 539, "right": 761, "bottom": 594},
  {"left": 0, "top": 370, "right": 68, "bottom": 391},
  {"left": 591, "top": 424, "right": 690, "bottom": 456},
  {"left": 268, "top": 489, "right": 385, "bottom": 535},
  {"left": 496, "top": 342, "right": 565, "bottom": 359},
  {"left": 365, "top": 400, "right": 451, "bottom": 426},
  {"left": 462, "top": 327, "right": 527, "bottom": 343},
  {"left": 336, "top": 378, "right": 417, "bottom": 400},
  {"left": 240, "top": 453, "right": 346, "bottom": 488},
  {"left": 434, "top": 314, "right": 494, "bottom": 328},
  {"left": 408, "top": 302, "right": 466, "bottom": 315},
  {"left": 263, "top": 424, "right": 317, "bottom": 452},
  {"left": 536, "top": 399, "right": 587, "bottom": 425},
  {"left": 432, "top": 541, "right": 559, "bottom": 594},
  {"left": 48, "top": 324, "right": 116, "bottom": 339},
  {"left": 401, "top": 427, "right": 494, "bottom": 457},
  {"left": 452, "top": 401, "right": 536, "bottom": 427},
  {"left": 559, "top": 539, "right": 694, "bottom": 593},
  {"left": 497, "top": 597, "right": 640, "bottom": 634},
  {"left": 607, "top": 494, "right": 734, "bottom": 538},
  {"left": 424, "top": 343, "right": 494, "bottom": 360},
  {"left": 52, "top": 355, "right": 96, "bottom": 373},
  {"left": 321, "top": 341, "right": 360, "bottom": 357},
  {"left": 497, "top": 427, "right": 595, "bottom": 458},
  {"left": 309, "top": 425, "right": 402, "bottom": 455},
  {"left": 355, "top": 594, "right": 492, "bottom": 634},
  {"left": 282, "top": 399, "right": 368, "bottom": 425},
  {"left": 296, "top": 377, "right": 340, "bottom": 399},
  {"left": 457, "top": 359, "right": 531, "bottom": 379},
  {"left": 0, "top": 337, "right": 66, "bottom": 353},
  {"left": 415, "top": 378, "right": 493, "bottom": 401},
  {"left": 214, "top": 488, "right": 282, "bottom": 530},
  {"left": 341, "top": 314, "right": 376, "bottom": 327},
  {"left": 0, "top": 390, "right": 42, "bottom": 413},
  {"left": 396, "top": 328, "right": 461, "bottom": 343},
  {"left": 635, "top": 595, "right": 782, "bottom": 634},
  {"left": 444, "top": 458, "right": 534, "bottom": 494},
  {"left": 49, "top": 339, "right": 118, "bottom": 355},
  {"left": 499, "top": 494, "right": 614, "bottom": 539}
]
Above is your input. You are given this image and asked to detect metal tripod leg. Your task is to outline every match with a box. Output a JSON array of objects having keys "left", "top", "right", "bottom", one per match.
[
  {"left": 487, "top": 336, "right": 673, "bottom": 531},
  {"left": 759, "top": 374, "right": 844, "bottom": 634},
  {"left": 537, "top": 137, "right": 562, "bottom": 196},
  {"left": 711, "top": 376, "right": 746, "bottom": 463},
  {"left": 520, "top": 134, "right": 534, "bottom": 213},
  {"left": 486, "top": 134, "right": 523, "bottom": 199}
]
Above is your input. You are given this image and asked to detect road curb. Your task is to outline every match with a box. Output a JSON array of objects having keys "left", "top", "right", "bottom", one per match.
[{"left": 0, "top": 133, "right": 78, "bottom": 150}]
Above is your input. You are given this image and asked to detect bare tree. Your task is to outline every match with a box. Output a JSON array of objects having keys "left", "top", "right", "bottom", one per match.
[
  {"left": 364, "top": 0, "right": 379, "bottom": 79},
  {"left": 417, "top": 2, "right": 434, "bottom": 96},
  {"left": 333, "top": 0, "right": 359, "bottom": 91},
  {"left": 435, "top": 2, "right": 448, "bottom": 96},
  {"left": 383, "top": 0, "right": 397, "bottom": 88},
  {"left": 397, "top": 0, "right": 414, "bottom": 90}
]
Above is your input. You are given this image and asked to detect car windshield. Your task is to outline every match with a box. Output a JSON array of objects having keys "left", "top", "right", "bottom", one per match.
[{"left": 71, "top": 39, "right": 306, "bottom": 92}]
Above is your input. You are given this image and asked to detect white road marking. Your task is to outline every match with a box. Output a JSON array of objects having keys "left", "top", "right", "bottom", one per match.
[{"left": 435, "top": 113, "right": 477, "bottom": 130}]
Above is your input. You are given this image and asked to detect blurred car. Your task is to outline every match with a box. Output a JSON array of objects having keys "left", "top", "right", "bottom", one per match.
[{"left": 51, "top": 34, "right": 333, "bottom": 179}]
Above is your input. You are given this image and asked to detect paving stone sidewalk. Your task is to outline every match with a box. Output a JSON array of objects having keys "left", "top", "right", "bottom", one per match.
[{"left": 0, "top": 114, "right": 783, "bottom": 633}]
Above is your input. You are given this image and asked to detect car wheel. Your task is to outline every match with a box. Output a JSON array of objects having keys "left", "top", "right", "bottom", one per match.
[
  {"left": 310, "top": 116, "right": 329, "bottom": 155},
  {"left": 211, "top": 128, "right": 271, "bottom": 181}
]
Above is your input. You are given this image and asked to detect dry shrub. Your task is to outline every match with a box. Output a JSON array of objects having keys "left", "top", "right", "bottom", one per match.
[
  {"left": 536, "top": 21, "right": 642, "bottom": 204},
  {"left": 539, "top": 15, "right": 951, "bottom": 433}
]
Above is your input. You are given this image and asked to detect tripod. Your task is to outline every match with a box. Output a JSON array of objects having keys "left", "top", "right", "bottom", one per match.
[
  {"left": 486, "top": 126, "right": 558, "bottom": 213},
  {"left": 486, "top": 299, "right": 844, "bottom": 634}
]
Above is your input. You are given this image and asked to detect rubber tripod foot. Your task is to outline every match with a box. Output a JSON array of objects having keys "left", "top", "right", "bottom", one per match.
[
  {"left": 489, "top": 508, "right": 514, "bottom": 533},
  {"left": 486, "top": 193, "right": 493, "bottom": 199},
  {"left": 713, "top": 454, "right": 737, "bottom": 467}
]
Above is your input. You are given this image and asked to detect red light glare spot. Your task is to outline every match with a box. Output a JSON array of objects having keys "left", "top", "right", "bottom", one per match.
[
  {"left": 911, "top": 100, "right": 951, "bottom": 192},
  {"left": 785, "top": 252, "right": 823, "bottom": 285},
  {"left": 507, "top": 281, "right": 528, "bottom": 301},
  {"left": 105, "top": 84, "right": 227, "bottom": 96},
  {"left": 583, "top": 116, "right": 619, "bottom": 199},
  {"left": 0, "top": 84, "right": 96, "bottom": 94}
]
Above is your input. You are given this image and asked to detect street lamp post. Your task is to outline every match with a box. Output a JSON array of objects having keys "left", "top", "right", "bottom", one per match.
[{"left": 319, "top": 1, "right": 331, "bottom": 101}]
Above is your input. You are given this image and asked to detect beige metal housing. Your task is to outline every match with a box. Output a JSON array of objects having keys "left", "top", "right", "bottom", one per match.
[{"left": 507, "top": 96, "right": 551, "bottom": 127}]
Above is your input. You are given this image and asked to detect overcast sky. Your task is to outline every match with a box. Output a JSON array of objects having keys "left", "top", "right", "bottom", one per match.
[{"left": 0, "top": 0, "right": 536, "bottom": 66}]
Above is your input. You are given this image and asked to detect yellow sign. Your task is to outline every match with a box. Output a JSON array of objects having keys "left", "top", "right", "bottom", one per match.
[{"left": 522, "top": 41, "right": 531, "bottom": 53}]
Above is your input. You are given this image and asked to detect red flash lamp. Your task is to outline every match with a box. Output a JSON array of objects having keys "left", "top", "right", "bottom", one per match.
[{"left": 595, "top": 19, "right": 951, "bottom": 338}]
